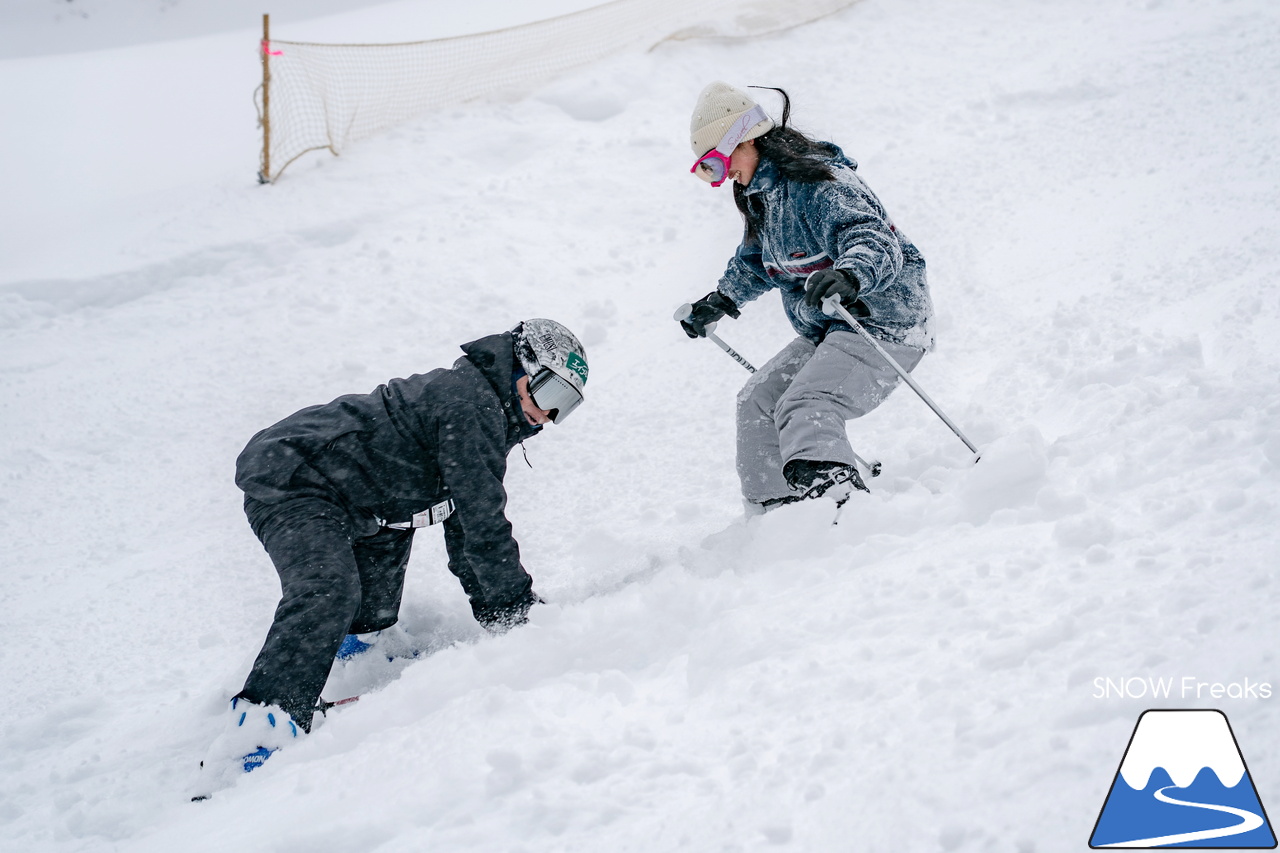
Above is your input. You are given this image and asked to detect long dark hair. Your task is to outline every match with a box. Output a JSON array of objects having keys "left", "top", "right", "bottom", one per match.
[{"left": 733, "top": 87, "right": 839, "bottom": 241}]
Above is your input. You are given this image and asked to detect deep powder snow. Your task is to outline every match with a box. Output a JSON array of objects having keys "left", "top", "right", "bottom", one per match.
[{"left": 0, "top": 0, "right": 1278, "bottom": 851}]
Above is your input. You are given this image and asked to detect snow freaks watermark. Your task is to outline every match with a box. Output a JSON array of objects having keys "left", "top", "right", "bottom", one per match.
[
  {"left": 1092, "top": 676, "right": 1273, "bottom": 701},
  {"left": 1088, "top": 710, "right": 1277, "bottom": 848}
]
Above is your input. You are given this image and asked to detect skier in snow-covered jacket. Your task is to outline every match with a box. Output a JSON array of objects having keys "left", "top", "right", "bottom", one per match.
[
  {"left": 194, "top": 320, "right": 588, "bottom": 798},
  {"left": 679, "top": 82, "right": 935, "bottom": 511}
]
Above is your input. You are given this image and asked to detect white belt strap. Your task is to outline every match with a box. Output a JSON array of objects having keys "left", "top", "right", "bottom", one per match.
[{"left": 383, "top": 499, "right": 455, "bottom": 529}]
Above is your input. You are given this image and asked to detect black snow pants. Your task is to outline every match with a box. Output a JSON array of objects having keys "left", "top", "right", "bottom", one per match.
[{"left": 238, "top": 495, "right": 413, "bottom": 731}]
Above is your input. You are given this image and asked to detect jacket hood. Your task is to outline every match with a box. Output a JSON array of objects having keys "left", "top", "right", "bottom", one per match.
[
  {"left": 744, "top": 145, "right": 857, "bottom": 196},
  {"left": 460, "top": 332, "right": 541, "bottom": 442}
]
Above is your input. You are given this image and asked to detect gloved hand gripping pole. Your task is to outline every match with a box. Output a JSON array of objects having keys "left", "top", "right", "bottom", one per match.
[
  {"left": 674, "top": 303, "right": 882, "bottom": 478},
  {"left": 674, "top": 303, "right": 757, "bottom": 372},
  {"left": 821, "top": 294, "right": 981, "bottom": 462}
]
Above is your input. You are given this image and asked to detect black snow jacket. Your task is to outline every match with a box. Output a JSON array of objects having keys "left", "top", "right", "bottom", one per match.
[{"left": 235, "top": 332, "right": 540, "bottom": 622}]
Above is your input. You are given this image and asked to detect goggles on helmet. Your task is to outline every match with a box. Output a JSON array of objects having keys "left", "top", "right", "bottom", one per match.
[
  {"left": 528, "top": 367, "right": 583, "bottom": 425},
  {"left": 690, "top": 104, "right": 768, "bottom": 187}
]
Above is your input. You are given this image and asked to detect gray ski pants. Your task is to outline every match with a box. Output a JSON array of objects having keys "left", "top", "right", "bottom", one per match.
[{"left": 736, "top": 330, "right": 925, "bottom": 504}]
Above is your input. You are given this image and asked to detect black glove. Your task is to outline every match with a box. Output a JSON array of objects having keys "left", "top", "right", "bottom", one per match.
[
  {"left": 474, "top": 588, "right": 543, "bottom": 635},
  {"left": 680, "top": 290, "right": 741, "bottom": 339},
  {"left": 804, "top": 268, "right": 861, "bottom": 309}
]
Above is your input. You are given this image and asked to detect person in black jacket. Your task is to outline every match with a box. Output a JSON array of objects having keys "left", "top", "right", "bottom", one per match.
[{"left": 194, "top": 319, "right": 588, "bottom": 797}]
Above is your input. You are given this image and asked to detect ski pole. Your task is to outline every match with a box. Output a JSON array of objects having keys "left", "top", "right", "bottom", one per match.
[
  {"left": 675, "top": 303, "right": 882, "bottom": 478},
  {"left": 821, "top": 294, "right": 981, "bottom": 461},
  {"left": 673, "top": 303, "right": 756, "bottom": 372}
]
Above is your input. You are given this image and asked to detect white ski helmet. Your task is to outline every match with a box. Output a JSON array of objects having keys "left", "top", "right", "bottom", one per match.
[{"left": 513, "top": 319, "right": 588, "bottom": 424}]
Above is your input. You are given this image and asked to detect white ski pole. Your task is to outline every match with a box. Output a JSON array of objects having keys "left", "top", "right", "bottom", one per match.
[
  {"left": 821, "top": 294, "right": 981, "bottom": 462},
  {"left": 675, "top": 303, "right": 882, "bottom": 477},
  {"left": 673, "top": 303, "right": 756, "bottom": 372}
]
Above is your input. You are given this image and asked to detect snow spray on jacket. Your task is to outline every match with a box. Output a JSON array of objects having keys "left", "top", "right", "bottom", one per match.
[
  {"left": 717, "top": 147, "right": 935, "bottom": 349},
  {"left": 234, "top": 332, "right": 540, "bottom": 615}
]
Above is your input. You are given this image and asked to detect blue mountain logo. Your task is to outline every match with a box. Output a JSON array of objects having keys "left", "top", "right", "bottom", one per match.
[{"left": 1090, "top": 709, "right": 1276, "bottom": 848}]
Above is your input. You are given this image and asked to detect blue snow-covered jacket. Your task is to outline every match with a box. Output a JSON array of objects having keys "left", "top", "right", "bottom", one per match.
[{"left": 717, "top": 147, "right": 934, "bottom": 348}]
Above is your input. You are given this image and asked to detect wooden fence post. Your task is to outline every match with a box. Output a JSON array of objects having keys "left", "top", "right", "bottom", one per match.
[{"left": 259, "top": 13, "right": 272, "bottom": 183}]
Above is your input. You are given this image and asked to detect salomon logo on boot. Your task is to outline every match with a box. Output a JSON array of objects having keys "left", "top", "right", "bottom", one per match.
[{"left": 241, "top": 746, "right": 275, "bottom": 773}]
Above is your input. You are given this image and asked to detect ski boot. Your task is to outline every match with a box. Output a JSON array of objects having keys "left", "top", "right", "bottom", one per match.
[
  {"left": 335, "top": 632, "right": 376, "bottom": 661},
  {"left": 334, "top": 624, "right": 422, "bottom": 663},
  {"left": 754, "top": 460, "right": 870, "bottom": 522},
  {"left": 192, "top": 697, "right": 304, "bottom": 800}
]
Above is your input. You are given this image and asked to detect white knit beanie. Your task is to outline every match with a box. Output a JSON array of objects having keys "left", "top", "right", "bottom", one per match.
[{"left": 689, "top": 81, "right": 776, "bottom": 156}]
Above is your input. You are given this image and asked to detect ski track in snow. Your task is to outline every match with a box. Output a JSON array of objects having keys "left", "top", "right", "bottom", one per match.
[
  {"left": 1101, "top": 785, "right": 1265, "bottom": 848},
  {"left": 1, "top": 0, "right": 1279, "bottom": 851}
]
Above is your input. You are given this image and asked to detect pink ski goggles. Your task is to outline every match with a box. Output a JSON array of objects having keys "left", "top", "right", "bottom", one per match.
[{"left": 690, "top": 104, "right": 768, "bottom": 187}]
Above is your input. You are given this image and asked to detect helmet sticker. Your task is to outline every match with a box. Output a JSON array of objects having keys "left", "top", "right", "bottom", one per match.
[{"left": 566, "top": 352, "right": 588, "bottom": 384}]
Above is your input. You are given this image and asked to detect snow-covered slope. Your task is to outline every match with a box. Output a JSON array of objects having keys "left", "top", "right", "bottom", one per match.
[{"left": 1, "top": 0, "right": 1278, "bottom": 851}]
